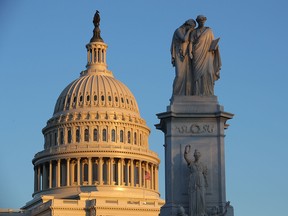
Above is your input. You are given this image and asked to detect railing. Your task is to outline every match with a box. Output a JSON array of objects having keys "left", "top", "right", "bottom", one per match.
[{"left": 35, "top": 143, "right": 158, "bottom": 158}]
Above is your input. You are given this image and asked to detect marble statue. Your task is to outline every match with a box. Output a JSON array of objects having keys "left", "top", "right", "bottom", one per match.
[
  {"left": 189, "top": 15, "right": 221, "bottom": 96},
  {"left": 184, "top": 145, "right": 208, "bottom": 216},
  {"left": 171, "top": 19, "right": 196, "bottom": 95},
  {"left": 171, "top": 15, "right": 221, "bottom": 96},
  {"left": 90, "top": 10, "right": 103, "bottom": 42}
]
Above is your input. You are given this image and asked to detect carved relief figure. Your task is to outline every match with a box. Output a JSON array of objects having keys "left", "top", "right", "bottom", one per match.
[
  {"left": 184, "top": 145, "right": 208, "bottom": 216},
  {"left": 189, "top": 15, "right": 221, "bottom": 96},
  {"left": 171, "top": 19, "right": 196, "bottom": 95}
]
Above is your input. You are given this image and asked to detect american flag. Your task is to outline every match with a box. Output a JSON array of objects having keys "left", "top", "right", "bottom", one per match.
[{"left": 145, "top": 171, "right": 151, "bottom": 180}]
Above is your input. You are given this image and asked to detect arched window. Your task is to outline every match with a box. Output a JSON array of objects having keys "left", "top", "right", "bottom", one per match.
[
  {"left": 111, "top": 129, "right": 116, "bottom": 142},
  {"left": 76, "top": 128, "right": 80, "bottom": 143},
  {"left": 60, "top": 130, "right": 64, "bottom": 145},
  {"left": 127, "top": 131, "right": 131, "bottom": 144},
  {"left": 54, "top": 132, "right": 58, "bottom": 146},
  {"left": 93, "top": 129, "right": 98, "bottom": 141},
  {"left": 102, "top": 129, "right": 107, "bottom": 142},
  {"left": 120, "top": 130, "right": 124, "bottom": 143},
  {"left": 84, "top": 128, "right": 89, "bottom": 142},
  {"left": 134, "top": 132, "right": 137, "bottom": 145}
]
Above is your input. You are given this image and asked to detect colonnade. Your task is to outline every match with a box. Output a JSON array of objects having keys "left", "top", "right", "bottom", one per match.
[
  {"left": 87, "top": 44, "right": 107, "bottom": 65},
  {"left": 34, "top": 157, "right": 159, "bottom": 193}
]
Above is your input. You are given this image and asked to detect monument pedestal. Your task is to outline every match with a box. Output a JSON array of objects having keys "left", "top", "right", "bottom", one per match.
[{"left": 156, "top": 96, "right": 234, "bottom": 216}]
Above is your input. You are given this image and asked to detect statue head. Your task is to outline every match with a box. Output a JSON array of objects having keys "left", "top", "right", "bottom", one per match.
[
  {"left": 194, "top": 149, "right": 201, "bottom": 160},
  {"left": 184, "top": 19, "right": 196, "bottom": 28},
  {"left": 196, "top": 15, "right": 207, "bottom": 27}
]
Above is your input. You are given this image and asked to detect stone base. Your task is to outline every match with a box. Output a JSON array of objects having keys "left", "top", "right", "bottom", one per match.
[
  {"left": 157, "top": 95, "right": 234, "bottom": 216},
  {"left": 169, "top": 95, "right": 223, "bottom": 113}
]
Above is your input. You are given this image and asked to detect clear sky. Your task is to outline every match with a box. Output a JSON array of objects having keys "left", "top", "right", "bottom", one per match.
[{"left": 0, "top": 1, "right": 288, "bottom": 215}]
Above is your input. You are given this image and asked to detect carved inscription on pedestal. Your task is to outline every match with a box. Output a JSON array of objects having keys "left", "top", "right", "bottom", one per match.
[{"left": 173, "top": 123, "right": 215, "bottom": 135}]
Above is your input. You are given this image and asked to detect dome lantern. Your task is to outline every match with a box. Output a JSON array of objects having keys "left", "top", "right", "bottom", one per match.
[{"left": 85, "top": 10, "right": 109, "bottom": 75}]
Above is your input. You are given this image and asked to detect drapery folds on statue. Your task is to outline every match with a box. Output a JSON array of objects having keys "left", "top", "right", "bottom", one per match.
[{"left": 171, "top": 15, "right": 221, "bottom": 97}]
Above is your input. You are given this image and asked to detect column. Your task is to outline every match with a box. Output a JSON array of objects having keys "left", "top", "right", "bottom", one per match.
[
  {"left": 155, "top": 165, "right": 159, "bottom": 191},
  {"left": 49, "top": 161, "right": 52, "bottom": 188},
  {"left": 98, "top": 157, "right": 103, "bottom": 185},
  {"left": 88, "top": 158, "right": 92, "bottom": 185},
  {"left": 127, "top": 160, "right": 130, "bottom": 186},
  {"left": 37, "top": 165, "right": 41, "bottom": 191},
  {"left": 77, "top": 158, "right": 81, "bottom": 185},
  {"left": 131, "top": 159, "right": 134, "bottom": 187},
  {"left": 107, "top": 158, "right": 111, "bottom": 185},
  {"left": 139, "top": 160, "right": 142, "bottom": 187},
  {"left": 119, "top": 159, "right": 123, "bottom": 185},
  {"left": 87, "top": 48, "right": 90, "bottom": 64},
  {"left": 34, "top": 167, "right": 37, "bottom": 192},
  {"left": 110, "top": 158, "right": 115, "bottom": 185},
  {"left": 151, "top": 164, "right": 154, "bottom": 190},
  {"left": 145, "top": 162, "right": 149, "bottom": 188},
  {"left": 66, "top": 159, "right": 70, "bottom": 186},
  {"left": 92, "top": 48, "right": 95, "bottom": 63},
  {"left": 104, "top": 50, "right": 106, "bottom": 64},
  {"left": 57, "top": 159, "right": 61, "bottom": 187},
  {"left": 43, "top": 163, "right": 47, "bottom": 190}
]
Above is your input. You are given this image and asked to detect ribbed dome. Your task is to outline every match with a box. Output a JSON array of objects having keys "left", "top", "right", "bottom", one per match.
[{"left": 53, "top": 70, "right": 139, "bottom": 117}]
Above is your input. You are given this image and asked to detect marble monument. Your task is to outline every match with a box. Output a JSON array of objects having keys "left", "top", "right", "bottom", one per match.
[{"left": 156, "top": 15, "right": 234, "bottom": 216}]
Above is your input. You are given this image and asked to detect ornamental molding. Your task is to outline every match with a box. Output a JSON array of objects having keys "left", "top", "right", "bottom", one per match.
[{"left": 173, "top": 123, "right": 216, "bottom": 135}]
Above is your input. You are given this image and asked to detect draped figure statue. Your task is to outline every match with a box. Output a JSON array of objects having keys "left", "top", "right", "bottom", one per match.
[
  {"left": 171, "top": 19, "right": 196, "bottom": 95},
  {"left": 189, "top": 15, "right": 221, "bottom": 96},
  {"left": 184, "top": 145, "right": 208, "bottom": 216}
]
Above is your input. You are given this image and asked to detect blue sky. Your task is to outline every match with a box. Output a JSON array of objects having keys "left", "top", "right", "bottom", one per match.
[{"left": 1, "top": 1, "right": 288, "bottom": 215}]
